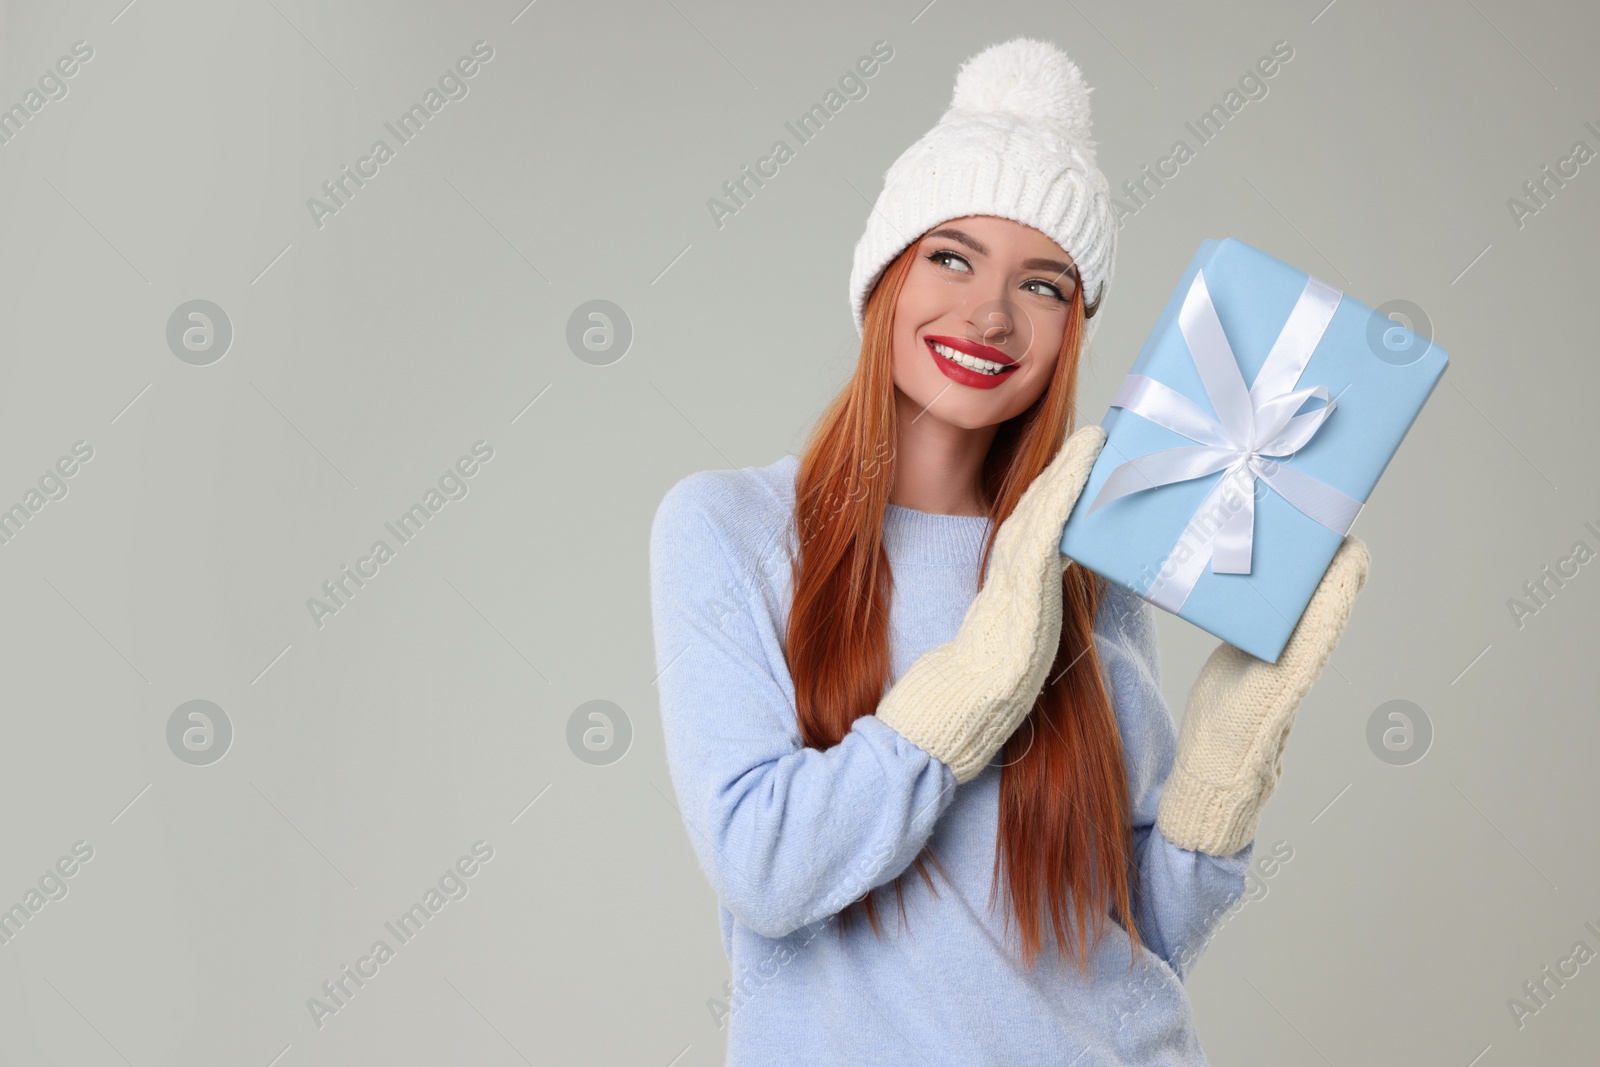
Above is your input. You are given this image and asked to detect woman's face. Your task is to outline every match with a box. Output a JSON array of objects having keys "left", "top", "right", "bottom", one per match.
[{"left": 891, "top": 214, "right": 1080, "bottom": 430}]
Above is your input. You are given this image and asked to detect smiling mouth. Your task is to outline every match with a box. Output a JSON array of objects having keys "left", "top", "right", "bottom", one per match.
[{"left": 924, "top": 338, "right": 1018, "bottom": 377}]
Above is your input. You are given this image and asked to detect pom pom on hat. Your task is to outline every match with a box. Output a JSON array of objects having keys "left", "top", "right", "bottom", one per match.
[
  {"left": 848, "top": 37, "right": 1117, "bottom": 340},
  {"left": 948, "top": 36, "right": 1096, "bottom": 158}
]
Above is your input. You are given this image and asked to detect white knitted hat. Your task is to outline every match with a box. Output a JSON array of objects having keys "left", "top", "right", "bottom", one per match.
[{"left": 848, "top": 37, "right": 1117, "bottom": 342}]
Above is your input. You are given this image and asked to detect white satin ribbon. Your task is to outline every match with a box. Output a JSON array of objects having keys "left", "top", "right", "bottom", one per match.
[{"left": 1087, "top": 268, "right": 1364, "bottom": 612}]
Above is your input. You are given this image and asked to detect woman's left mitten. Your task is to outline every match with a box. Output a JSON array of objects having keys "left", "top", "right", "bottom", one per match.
[{"left": 1156, "top": 535, "right": 1372, "bottom": 856}]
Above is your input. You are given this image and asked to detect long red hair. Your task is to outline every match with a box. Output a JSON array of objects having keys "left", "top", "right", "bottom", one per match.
[{"left": 785, "top": 238, "right": 1144, "bottom": 972}]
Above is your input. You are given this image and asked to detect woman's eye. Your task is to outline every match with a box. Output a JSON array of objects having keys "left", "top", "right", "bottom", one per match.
[
  {"left": 927, "top": 251, "right": 1066, "bottom": 301},
  {"left": 928, "top": 250, "right": 971, "bottom": 273}
]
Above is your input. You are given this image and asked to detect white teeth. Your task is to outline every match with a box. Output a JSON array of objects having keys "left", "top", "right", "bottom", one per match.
[{"left": 931, "top": 341, "right": 1009, "bottom": 375}]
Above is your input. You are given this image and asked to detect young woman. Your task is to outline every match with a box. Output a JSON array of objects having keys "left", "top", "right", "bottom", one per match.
[{"left": 650, "top": 38, "right": 1370, "bottom": 1065}]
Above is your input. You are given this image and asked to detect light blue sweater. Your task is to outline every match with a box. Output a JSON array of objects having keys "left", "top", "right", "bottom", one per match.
[{"left": 649, "top": 453, "right": 1256, "bottom": 1065}]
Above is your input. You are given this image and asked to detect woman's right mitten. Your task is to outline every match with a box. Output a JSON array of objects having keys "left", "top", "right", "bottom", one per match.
[{"left": 876, "top": 424, "right": 1107, "bottom": 784}]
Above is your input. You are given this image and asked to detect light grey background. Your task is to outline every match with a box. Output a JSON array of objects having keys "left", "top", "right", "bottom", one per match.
[{"left": 0, "top": 0, "right": 1594, "bottom": 1063}]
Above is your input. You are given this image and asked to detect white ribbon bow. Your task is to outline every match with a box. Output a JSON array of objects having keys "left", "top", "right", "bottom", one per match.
[{"left": 1087, "top": 268, "right": 1364, "bottom": 612}]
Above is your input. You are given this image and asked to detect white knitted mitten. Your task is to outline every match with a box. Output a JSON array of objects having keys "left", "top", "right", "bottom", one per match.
[
  {"left": 876, "top": 424, "right": 1107, "bottom": 784},
  {"left": 1156, "top": 534, "right": 1372, "bottom": 856}
]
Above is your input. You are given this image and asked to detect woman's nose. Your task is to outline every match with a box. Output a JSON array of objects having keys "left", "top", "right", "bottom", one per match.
[{"left": 967, "top": 296, "right": 1035, "bottom": 354}]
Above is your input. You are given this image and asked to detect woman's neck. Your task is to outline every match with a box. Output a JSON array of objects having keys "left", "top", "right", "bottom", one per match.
[{"left": 888, "top": 390, "right": 999, "bottom": 516}]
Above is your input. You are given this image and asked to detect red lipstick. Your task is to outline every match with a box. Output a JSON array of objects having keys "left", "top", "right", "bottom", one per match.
[{"left": 923, "top": 334, "right": 1019, "bottom": 390}]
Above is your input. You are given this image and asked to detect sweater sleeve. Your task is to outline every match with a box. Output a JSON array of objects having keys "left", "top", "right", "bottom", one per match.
[
  {"left": 1095, "top": 581, "right": 1255, "bottom": 981},
  {"left": 649, "top": 474, "right": 960, "bottom": 941}
]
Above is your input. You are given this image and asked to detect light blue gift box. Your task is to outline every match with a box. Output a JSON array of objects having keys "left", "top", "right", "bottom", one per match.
[{"left": 1059, "top": 238, "right": 1448, "bottom": 663}]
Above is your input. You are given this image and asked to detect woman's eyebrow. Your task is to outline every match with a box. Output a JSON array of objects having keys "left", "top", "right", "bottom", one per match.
[
  {"left": 1021, "top": 257, "right": 1076, "bottom": 277},
  {"left": 925, "top": 227, "right": 988, "bottom": 255}
]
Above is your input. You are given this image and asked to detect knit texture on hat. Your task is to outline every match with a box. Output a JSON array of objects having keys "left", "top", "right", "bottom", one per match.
[{"left": 848, "top": 37, "right": 1117, "bottom": 340}]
